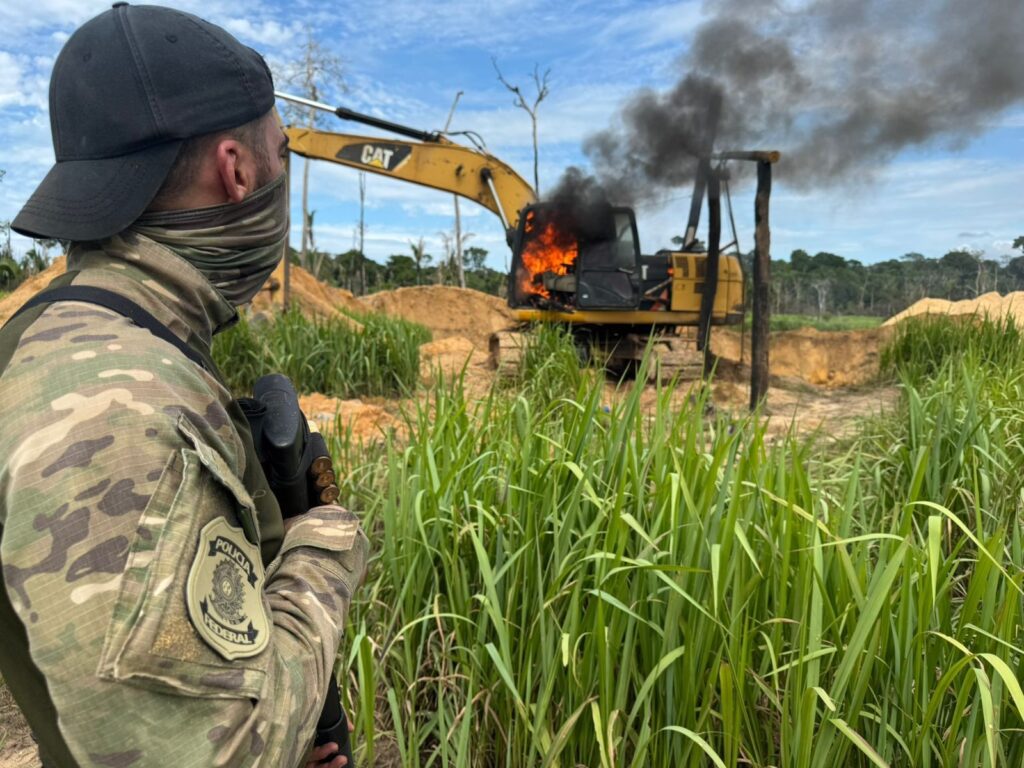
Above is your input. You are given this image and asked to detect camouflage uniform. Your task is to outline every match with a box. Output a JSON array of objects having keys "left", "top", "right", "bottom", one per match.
[{"left": 0, "top": 232, "right": 369, "bottom": 767}]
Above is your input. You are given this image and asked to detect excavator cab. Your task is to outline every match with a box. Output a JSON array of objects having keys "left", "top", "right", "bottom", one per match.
[{"left": 509, "top": 202, "right": 642, "bottom": 311}]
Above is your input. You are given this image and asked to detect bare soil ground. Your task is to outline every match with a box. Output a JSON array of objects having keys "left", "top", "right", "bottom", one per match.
[
  {"left": 885, "top": 290, "right": 1024, "bottom": 327},
  {"left": 359, "top": 285, "right": 516, "bottom": 349},
  {"left": 251, "top": 261, "right": 365, "bottom": 328},
  {"left": 0, "top": 257, "right": 66, "bottom": 326},
  {"left": 711, "top": 325, "right": 892, "bottom": 389},
  {"left": 0, "top": 682, "right": 38, "bottom": 768}
]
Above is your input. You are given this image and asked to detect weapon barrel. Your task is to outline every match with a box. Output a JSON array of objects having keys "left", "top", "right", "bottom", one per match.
[{"left": 276, "top": 91, "right": 439, "bottom": 143}]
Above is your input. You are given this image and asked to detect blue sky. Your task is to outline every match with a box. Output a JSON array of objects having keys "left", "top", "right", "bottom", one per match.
[{"left": 1, "top": 0, "right": 1022, "bottom": 273}]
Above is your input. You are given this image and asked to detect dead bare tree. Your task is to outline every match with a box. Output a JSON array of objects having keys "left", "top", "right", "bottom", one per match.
[
  {"left": 276, "top": 35, "right": 344, "bottom": 275},
  {"left": 439, "top": 229, "right": 474, "bottom": 286},
  {"left": 492, "top": 59, "right": 550, "bottom": 195},
  {"left": 443, "top": 91, "right": 465, "bottom": 287},
  {"left": 305, "top": 209, "right": 327, "bottom": 280},
  {"left": 356, "top": 172, "right": 366, "bottom": 294}
]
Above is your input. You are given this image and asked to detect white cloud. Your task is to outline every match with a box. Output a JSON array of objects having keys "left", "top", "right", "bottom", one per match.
[
  {"left": 994, "top": 110, "right": 1024, "bottom": 129},
  {"left": 0, "top": 0, "right": 104, "bottom": 34},
  {"left": 596, "top": 1, "right": 704, "bottom": 50},
  {"left": 330, "top": 0, "right": 577, "bottom": 53},
  {"left": 0, "top": 51, "right": 50, "bottom": 111},
  {"left": 0, "top": 52, "right": 24, "bottom": 108},
  {"left": 991, "top": 239, "right": 1018, "bottom": 257},
  {"left": 223, "top": 18, "right": 303, "bottom": 48}
]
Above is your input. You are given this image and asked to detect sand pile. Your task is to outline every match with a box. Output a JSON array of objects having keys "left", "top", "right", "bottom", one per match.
[
  {"left": 419, "top": 335, "right": 494, "bottom": 390},
  {"left": 0, "top": 256, "right": 67, "bottom": 325},
  {"left": 0, "top": 257, "right": 365, "bottom": 330},
  {"left": 360, "top": 286, "right": 515, "bottom": 347},
  {"left": 711, "top": 326, "right": 890, "bottom": 388},
  {"left": 884, "top": 291, "right": 1024, "bottom": 327},
  {"left": 299, "top": 393, "right": 403, "bottom": 442},
  {"left": 251, "top": 262, "right": 364, "bottom": 329}
]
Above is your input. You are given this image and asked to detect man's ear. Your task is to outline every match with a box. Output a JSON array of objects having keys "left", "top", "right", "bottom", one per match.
[{"left": 214, "top": 139, "right": 257, "bottom": 203}]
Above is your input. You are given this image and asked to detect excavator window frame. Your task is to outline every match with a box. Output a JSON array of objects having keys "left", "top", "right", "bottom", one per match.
[{"left": 506, "top": 203, "right": 643, "bottom": 311}]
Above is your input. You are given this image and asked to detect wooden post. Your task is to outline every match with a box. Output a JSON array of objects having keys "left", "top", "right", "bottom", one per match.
[
  {"left": 697, "top": 167, "right": 721, "bottom": 357},
  {"left": 283, "top": 149, "right": 291, "bottom": 312},
  {"left": 750, "top": 160, "right": 772, "bottom": 410}
]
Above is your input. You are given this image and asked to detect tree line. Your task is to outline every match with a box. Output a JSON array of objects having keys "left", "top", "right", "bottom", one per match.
[
  {"left": 744, "top": 238, "right": 1024, "bottom": 318},
  {"left": 297, "top": 243, "right": 506, "bottom": 296}
]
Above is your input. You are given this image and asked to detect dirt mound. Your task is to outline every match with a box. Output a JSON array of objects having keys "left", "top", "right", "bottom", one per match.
[
  {"left": 251, "top": 262, "right": 364, "bottom": 329},
  {"left": 419, "top": 335, "right": 494, "bottom": 391},
  {"left": 0, "top": 679, "right": 37, "bottom": 768},
  {"left": 0, "top": 256, "right": 67, "bottom": 325},
  {"left": 299, "top": 393, "right": 403, "bottom": 443},
  {"left": 0, "top": 257, "right": 365, "bottom": 330},
  {"left": 884, "top": 291, "right": 1024, "bottom": 327},
  {"left": 711, "top": 326, "right": 891, "bottom": 388},
  {"left": 360, "top": 286, "right": 515, "bottom": 347}
]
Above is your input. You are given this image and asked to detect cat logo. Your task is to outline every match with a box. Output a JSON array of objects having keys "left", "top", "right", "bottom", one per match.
[{"left": 337, "top": 143, "right": 412, "bottom": 173}]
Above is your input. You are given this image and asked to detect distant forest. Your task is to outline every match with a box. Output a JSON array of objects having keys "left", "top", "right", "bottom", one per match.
[
  {"left": 737, "top": 239, "right": 1024, "bottom": 318},
  {"left": 4, "top": 228, "right": 1024, "bottom": 321}
]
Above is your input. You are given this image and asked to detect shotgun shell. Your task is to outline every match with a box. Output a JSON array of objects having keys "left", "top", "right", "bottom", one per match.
[
  {"left": 319, "top": 484, "right": 340, "bottom": 505},
  {"left": 314, "top": 470, "right": 336, "bottom": 488},
  {"left": 311, "top": 456, "right": 333, "bottom": 476}
]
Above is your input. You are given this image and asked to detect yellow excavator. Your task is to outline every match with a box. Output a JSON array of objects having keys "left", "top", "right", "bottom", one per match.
[{"left": 277, "top": 92, "right": 745, "bottom": 370}]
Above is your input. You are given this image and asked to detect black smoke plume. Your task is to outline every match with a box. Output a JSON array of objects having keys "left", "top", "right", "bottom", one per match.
[
  {"left": 534, "top": 167, "right": 617, "bottom": 244},
  {"left": 566, "top": 0, "right": 1024, "bottom": 204}
]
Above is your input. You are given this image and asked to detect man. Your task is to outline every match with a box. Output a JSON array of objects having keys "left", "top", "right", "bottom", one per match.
[{"left": 0, "top": 4, "right": 368, "bottom": 767}]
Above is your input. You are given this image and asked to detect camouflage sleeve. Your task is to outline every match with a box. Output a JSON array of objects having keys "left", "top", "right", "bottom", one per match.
[{"left": 0, "top": 306, "right": 369, "bottom": 767}]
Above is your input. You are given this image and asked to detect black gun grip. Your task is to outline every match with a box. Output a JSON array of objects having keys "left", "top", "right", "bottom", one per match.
[{"left": 315, "top": 676, "right": 354, "bottom": 767}]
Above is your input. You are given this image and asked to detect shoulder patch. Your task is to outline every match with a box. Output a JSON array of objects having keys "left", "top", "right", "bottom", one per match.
[{"left": 187, "top": 518, "right": 270, "bottom": 660}]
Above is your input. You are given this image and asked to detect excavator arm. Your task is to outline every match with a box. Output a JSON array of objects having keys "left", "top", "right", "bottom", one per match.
[{"left": 278, "top": 93, "right": 537, "bottom": 240}]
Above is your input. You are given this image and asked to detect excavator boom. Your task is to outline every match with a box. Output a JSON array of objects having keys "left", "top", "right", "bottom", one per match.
[
  {"left": 277, "top": 92, "right": 536, "bottom": 240},
  {"left": 284, "top": 127, "right": 536, "bottom": 237}
]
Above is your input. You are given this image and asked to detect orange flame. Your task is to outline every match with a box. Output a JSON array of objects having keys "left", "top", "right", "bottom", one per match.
[{"left": 518, "top": 214, "right": 578, "bottom": 299}]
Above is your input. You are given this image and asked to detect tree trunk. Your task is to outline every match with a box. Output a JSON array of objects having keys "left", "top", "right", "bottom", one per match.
[
  {"left": 358, "top": 173, "right": 366, "bottom": 295},
  {"left": 301, "top": 156, "right": 311, "bottom": 271},
  {"left": 531, "top": 117, "right": 540, "bottom": 195},
  {"left": 454, "top": 197, "right": 465, "bottom": 289},
  {"left": 697, "top": 169, "right": 721, "bottom": 354}
]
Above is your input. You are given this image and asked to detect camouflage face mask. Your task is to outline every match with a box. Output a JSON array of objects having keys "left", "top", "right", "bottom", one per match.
[{"left": 133, "top": 173, "right": 288, "bottom": 307}]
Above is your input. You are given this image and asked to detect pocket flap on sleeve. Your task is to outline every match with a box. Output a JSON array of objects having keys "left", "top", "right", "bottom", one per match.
[{"left": 176, "top": 413, "right": 260, "bottom": 547}]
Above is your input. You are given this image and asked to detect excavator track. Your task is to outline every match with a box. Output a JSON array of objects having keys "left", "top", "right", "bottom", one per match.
[
  {"left": 645, "top": 328, "right": 707, "bottom": 383},
  {"left": 489, "top": 326, "right": 707, "bottom": 382}
]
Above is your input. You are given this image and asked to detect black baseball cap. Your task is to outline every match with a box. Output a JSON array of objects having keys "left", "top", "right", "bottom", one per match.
[{"left": 12, "top": 3, "right": 275, "bottom": 242}]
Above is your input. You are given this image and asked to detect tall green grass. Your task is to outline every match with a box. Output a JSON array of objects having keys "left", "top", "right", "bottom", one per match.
[
  {"left": 325, "top": 321, "right": 1024, "bottom": 767},
  {"left": 743, "top": 313, "right": 884, "bottom": 332},
  {"left": 212, "top": 308, "right": 430, "bottom": 398},
  {"left": 881, "top": 314, "right": 1023, "bottom": 384}
]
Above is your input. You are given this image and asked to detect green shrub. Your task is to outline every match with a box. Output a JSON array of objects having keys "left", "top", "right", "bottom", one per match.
[{"left": 212, "top": 308, "right": 430, "bottom": 398}]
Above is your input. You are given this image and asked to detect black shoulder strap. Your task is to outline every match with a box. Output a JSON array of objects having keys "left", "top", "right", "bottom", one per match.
[{"left": 8, "top": 285, "right": 209, "bottom": 371}]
